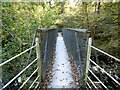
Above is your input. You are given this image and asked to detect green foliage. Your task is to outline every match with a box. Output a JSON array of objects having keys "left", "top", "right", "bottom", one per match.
[
  {"left": 2, "top": 2, "right": 42, "bottom": 88},
  {"left": 1, "top": 2, "right": 61, "bottom": 88},
  {"left": 1, "top": 1, "right": 119, "bottom": 89}
]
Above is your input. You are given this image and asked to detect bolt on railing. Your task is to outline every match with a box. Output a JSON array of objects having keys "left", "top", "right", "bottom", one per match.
[
  {"left": 0, "top": 37, "right": 41, "bottom": 90},
  {"left": 85, "top": 38, "right": 120, "bottom": 90}
]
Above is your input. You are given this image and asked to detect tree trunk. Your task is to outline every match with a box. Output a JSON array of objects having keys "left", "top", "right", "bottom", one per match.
[{"left": 97, "top": 1, "right": 101, "bottom": 14}]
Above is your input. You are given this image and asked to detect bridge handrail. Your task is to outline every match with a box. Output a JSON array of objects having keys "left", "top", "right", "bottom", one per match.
[
  {"left": 1, "top": 37, "right": 41, "bottom": 89},
  {"left": 89, "top": 59, "right": 120, "bottom": 86},
  {"left": 85, "top": 38, "right": 120, "bottom": 90},
  {"left": 18, "top": 68, "right": 38, "bottom": 89},
  {"left": 28, "top": 76, "right": 39, "bottom": 89},
  {"left": 88, "top": 68, "right": 108, "bottom": 90},
  {"left": 90, "top": 45, "right": 120, "bottom": 62},
  {"left": 1, "top": 58, "right": 37, "bottom": 89},
  {"left": 0, "top": 45, "right": 36, "bottom": 67},
  {"left": 87, "top": 76, "right": 97, "bottom": 89}
]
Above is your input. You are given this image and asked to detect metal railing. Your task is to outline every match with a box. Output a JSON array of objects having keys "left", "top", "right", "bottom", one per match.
[
  {"left": 62, "top": 28, "right": 88, "bottom": 77},
  {"left": 0, "top": 37, "right": 41, "bottom": 90},
  {"left": 1, "top": 28, "right": 57, "bottom": 90},
  {"left": 36, "top": 28, "right": 57, "bottom": 79},
  {"left": 85, "top": 38, "right": 120, "bottom": 90}
]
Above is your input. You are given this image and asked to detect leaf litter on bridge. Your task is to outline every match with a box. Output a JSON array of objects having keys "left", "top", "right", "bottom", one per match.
[{"left": 43, "top": 33, "right": 80, "bottom": 89}]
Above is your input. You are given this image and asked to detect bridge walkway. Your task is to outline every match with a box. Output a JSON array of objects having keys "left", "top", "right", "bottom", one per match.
[{"left": 44, "top": 33, "right": 79, "bottom": 88}]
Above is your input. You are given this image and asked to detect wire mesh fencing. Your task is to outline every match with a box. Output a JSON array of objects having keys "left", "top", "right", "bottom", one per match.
[
  {"left": 62, "top": 28, "right": 88, "bottom": 77},
  {"left": 36, "top": 28, "right": 58, "bottom": 80}
]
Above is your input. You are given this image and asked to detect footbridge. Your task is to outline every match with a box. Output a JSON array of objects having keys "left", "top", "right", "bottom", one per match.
[{"left": 0, "top": 28, "right": 120, "bottom": 90}]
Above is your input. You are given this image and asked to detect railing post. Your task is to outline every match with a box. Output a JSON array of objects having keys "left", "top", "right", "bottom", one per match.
[
  {"left": 85, "top": 38, "right": 92, "bottom": 82},
  {"left": 75, "top": 32, "right": 83, "bottom": 76},
  {"left": 36, "top": 38, "right": 41, "bottom": 82}
]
